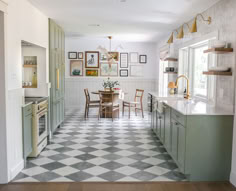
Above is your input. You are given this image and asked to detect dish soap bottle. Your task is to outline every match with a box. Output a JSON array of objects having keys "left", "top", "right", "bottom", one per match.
[{"left": 32, "top": 72, "right": 37, "bottom": 87}]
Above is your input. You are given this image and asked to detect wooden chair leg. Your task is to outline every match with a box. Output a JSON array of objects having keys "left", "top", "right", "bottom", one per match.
[
  {"left": 87, "top": 105, "right": 89, "bottom": 118},
  {"left": 98, "top": 106, "right": 100, "bottom": 120},
  {"left": 141, "top": 103, "right": 144, "bottom": 118},
  {"left": 84, "top": 104, "right": 87, "bottom": 119}
]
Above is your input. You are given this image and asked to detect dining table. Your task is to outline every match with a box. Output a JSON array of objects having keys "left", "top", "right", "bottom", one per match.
[{"left": 91, "top": 90, "right": 126, "bottom": 118}]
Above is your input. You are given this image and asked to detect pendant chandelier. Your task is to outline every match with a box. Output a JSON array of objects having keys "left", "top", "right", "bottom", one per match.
[{"left": 97, "top": 36, "right": 123, "bottom": 68}]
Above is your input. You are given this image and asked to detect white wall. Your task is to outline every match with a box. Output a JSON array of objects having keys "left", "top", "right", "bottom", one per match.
[
  {"left": 0, "top": 6, "right": 8, "bottom": 184},
  {"left": 4, "top": 0, "right": 49, "bottom": 182},
  {"left": 65, "top": 37, "right": 158, "bottom": 111},
  {"left": 156, "top": 0, "right": 236, "bottom": 186},
  {"left": 22, "top": 46, "right": 48, "bottom": 97}
]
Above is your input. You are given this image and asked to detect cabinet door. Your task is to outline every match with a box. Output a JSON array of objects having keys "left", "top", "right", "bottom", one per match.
[
  {"left": 171, "top": 120, "right": 178, "bottom": 161},
  {"left": 160, "top": 114, "right": 165, "bottom": 143},
  {"left": 156, "top": 112, "right": 160, "bottom": 137},
  {"left": 164, "top": 106, "right": 171, "bottom": 152},
  {"left": 178, "top": 124, "right": 186, "bottom": 172},
  {"left": 49, "top": 19, "right": 65, "bottom": 133},
  {"left": 23, "top": 114, "right": 33, "bottom": 158}
]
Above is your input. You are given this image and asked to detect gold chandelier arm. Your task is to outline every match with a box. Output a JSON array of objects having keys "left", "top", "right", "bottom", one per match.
[{"left": 196, "top": 14, "right": 212, "bottom": 24}]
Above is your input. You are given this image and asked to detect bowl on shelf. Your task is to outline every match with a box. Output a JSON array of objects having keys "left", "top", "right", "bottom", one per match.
[
  {"left": 210, "top": 40, "right": 226, "bottom": 48},
  {"left": 208, "top": 66, "right": 230, "bottom": 72}
]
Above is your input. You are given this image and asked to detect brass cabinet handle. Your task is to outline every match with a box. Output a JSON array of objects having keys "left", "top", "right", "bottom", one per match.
[{"left": 56, "top": 68, "right": 60, "bottom": 90}]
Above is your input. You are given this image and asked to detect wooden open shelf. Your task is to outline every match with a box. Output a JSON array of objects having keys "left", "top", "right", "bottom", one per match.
[
  {"left": 203, "top": 71, "right": 232, "bottom": 76},
  {"left": 23, "top": 85, "right": 37, "bottom": 88},
  {"left": 23, "top": 64, "right": 37, "bottom": 68},
  {"left": 164, "top": 57, "right": 178, "bottom": 62},
  {"left": 164, "top": 72, "right": 178, "bottom": 74},
  {"left": 204, "top": 48, "right": 233, "bottom": 54}
]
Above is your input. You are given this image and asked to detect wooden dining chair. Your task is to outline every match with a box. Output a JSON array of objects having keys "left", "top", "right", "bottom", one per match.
[
  {"left": 98, "top": 91, "right": 120, "bottom": 121},
  {"left": 122, "top": 89, "right": 144, "bottom": 118},
  {"left": 84, "top": 89, "right": 100, "bottom": 118}
]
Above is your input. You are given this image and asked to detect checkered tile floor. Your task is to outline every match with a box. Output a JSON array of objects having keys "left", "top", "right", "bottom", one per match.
[{"left": 14, "top": 109, "right": 186, "bottom": 182}]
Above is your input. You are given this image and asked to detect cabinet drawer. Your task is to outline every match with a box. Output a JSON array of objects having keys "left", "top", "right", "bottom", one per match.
[
  {"left": 171, "top": 109, "right": 186, "bottom": 126},
  {"left": 23, "top": 104, "right": 33, "bottom": 117}
]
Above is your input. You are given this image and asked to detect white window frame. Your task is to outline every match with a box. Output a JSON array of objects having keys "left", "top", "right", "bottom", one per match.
[{"left": 178, "top": 31, "right": 218, "bottom": 104}]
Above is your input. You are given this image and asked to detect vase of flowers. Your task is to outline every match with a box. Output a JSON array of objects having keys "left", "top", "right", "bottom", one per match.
[{"left": 102, "top": 78, "right": 120, "bottom": 91}]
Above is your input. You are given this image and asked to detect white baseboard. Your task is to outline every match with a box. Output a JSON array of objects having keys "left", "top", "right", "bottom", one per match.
[
  {"left": 230, "top": 171, "right": 236, "bottom": 187},
  {"left": 9, "top": 159, "right": 24, "bottom": 181}
]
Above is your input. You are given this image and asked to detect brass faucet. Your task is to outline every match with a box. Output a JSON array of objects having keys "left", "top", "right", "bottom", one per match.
[{"left": 175, "top": 75, "right": 190, "bottom": 99}]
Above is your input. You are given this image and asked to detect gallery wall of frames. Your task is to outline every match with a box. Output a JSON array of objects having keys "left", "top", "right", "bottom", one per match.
[{"left": 68, "top": 51, "right": 148, "bottom": 77}]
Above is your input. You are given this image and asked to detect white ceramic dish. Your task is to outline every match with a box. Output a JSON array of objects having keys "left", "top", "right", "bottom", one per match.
[
  {"left": 210, "top": 40, "right": 226, "bottom": 48},
  {"left": 209, "top": 66, "right": 230, "bottom": 72}
]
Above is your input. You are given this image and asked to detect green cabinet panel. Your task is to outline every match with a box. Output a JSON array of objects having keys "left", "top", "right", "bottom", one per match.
[
  {"left": 171, "top": 120, "right": 178, "bottom": 161},
  {"left": 49, "top": 19, "right": 65, "bottom": 133},
  {"left": 159, "top": 114, "right": 165, "bottom": 143},
  {"left": 22, "top": 104, "right": 33, "bottom": 166},
  {"left": 177, "top": 124, "right": 186, "bottom": 172},
  {"left": 164, "top": 105, "right": 171, "bottom": 152}
]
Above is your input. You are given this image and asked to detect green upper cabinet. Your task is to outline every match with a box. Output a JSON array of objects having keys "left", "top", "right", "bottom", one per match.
[{"left": 49, "top": 19, "right": 65, "bottom": 133}]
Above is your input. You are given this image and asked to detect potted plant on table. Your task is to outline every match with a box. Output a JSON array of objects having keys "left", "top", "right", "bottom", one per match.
[{"left": 102, "top": 78, "right": 120, "bottom": 91}]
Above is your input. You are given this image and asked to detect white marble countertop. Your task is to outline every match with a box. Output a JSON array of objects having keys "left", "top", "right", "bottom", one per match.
[{"left": 149, "top": 92, "right": 234, "bottom": 116}]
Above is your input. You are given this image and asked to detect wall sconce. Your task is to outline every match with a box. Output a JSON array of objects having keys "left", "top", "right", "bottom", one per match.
[
  {"left": 177, "top": 26, "right": 184, "bottom": 39},
  {"left": 167, "top": 13, "right": 212, "bottom": 44},
  {"left": 190, "top": 14, "right": 211, "bottom": 33},
  {"left": 167, "top": 30, "right": 178, "bottom": 44}
]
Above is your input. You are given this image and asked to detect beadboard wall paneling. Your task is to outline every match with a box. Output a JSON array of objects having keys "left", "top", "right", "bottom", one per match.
[{"left": 65, "top": 78, "right": 157, "bottom": 111}]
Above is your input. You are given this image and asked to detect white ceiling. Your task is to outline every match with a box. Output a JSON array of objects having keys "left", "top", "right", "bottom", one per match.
[{"left": 29, "top": 0, "right": 220, "bottom": 42}]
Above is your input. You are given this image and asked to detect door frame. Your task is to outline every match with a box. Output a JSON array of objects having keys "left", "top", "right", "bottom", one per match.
[{"left": 0, "top": 0, "right": 8, "bottom": 184}]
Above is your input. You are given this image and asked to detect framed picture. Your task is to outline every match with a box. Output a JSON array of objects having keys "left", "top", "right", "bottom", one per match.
[
  {"left": 120, "top": 53, "right": 129, "bottom": 68},
  {"left": 86, "top": 69, "right": 98, "bottom": 77},
  {"left": 120, "top": 69, "right": 128, "bottom": 77},
  {"left": 70, "top": 60, "right": 83, "bottom": 76},
  {"left": 100, "top": 63, "right": 118, "bottom": 77},
  {"left": 139, "top": 55, "right": 147, "bottom": 64},
  {"left": 78, "top": 52, "right": 83, "bottom": 59},
  {"left": 68, "top": 52, "right": 77, "bottom": 59},
  {"left": 130, "top": 52, "right": 139, "bottom": 63},
  {"left": 100, "top": 53, "right": 108, "bottom": 61},
  {"left": 108, "top": 52, "right": 119, "bottom": 61},
  {"left": 85, "top": 51, "right": 99, "bottom": 68},
  {"left": 130, "top": 65, "right": 144, "bottom": 77}
]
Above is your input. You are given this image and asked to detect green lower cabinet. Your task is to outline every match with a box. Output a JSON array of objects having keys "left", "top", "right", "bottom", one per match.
[
  {"left": 171, "top": 120, "right": 178, "bottom": 161},
  {"left": 164, "top": 105, "right": 171, "bottom": 152},
  {"left": 177, "top": 123, "right": 186, "bottom": 173},
  {"left": 22, "top": 104, "right": 33, "bottom": 166},
  {"left": 151, "top": 104, "right": 233, "bottom": 181}
]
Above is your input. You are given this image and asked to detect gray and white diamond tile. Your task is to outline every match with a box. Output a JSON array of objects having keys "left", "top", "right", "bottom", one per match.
[{"left": 13, "top": 110, "right": 185, "bottom": 182}]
